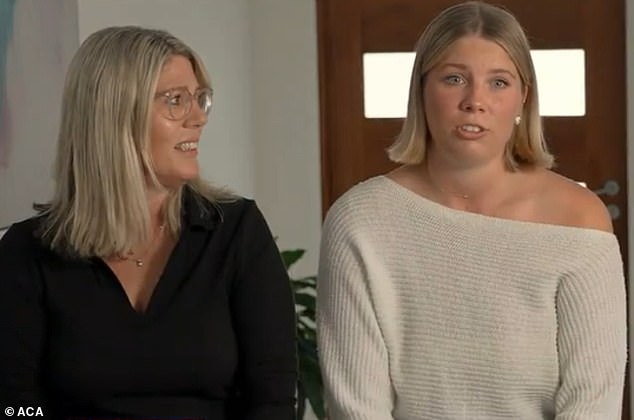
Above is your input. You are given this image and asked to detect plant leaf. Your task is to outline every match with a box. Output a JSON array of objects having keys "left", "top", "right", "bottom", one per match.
[
  {"left": 298, "top": 336, "right": 318, "bottom": 362},
  {"left": 294, "top": 292, "right": 316, "bottom": 310},
  {"left": 280, "top": 247, "right": 324, "bottom": 418},
  {"left": 294, "top": 275, "right": 317, "bottom": 284},
  {"left": 291, "top": 279, "right": 316, "bottom": 289},
  {"left": 297, "top": 317, "right": 314, "bottom": 331},
  {"left": 280, "top": 249, "right": 305, "bottom": 270},
  {"left": 299, "top": 352, "right": 325, "bottom": 418}
]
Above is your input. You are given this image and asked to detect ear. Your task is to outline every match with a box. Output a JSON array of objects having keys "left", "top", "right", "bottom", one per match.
[{"left": 521, "top": 85, "right": 528, "bottom": 105}]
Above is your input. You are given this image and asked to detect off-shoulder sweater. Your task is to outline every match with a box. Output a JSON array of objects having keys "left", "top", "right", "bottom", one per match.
[{"left": 317, "top": 176, "right": 627, "bottom": 420}]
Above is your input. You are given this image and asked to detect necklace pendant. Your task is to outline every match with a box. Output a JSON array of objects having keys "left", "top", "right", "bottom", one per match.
[{"left": 135, "top": 259, "right": 144, "bottom": 267}]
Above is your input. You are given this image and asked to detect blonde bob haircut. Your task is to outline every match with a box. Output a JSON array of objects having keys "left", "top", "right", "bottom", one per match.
[
  {"left": 388, "top": 1, "right": 554, "bottom": 170},
  {"left": 39, "top": 26, "right": 234, "bottom": 259}
]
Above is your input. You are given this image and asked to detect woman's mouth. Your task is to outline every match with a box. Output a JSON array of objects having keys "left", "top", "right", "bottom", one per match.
[
  {"left": 458, "top": 124, "right": 484, "bottom": 133},
  {"left": 175, "top": 141, "right": 198, "bottom": 152}
]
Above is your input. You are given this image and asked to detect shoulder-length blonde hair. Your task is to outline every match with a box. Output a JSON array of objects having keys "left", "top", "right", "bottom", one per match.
[
  {"left": 388, "top": 1, "right": 554, "bottom": 170},
  {"left": 39, "top": 26, "right": 234, "bottom": 258}
]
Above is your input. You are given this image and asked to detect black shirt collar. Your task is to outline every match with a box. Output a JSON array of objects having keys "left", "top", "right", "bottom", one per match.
[{"left": 182, "top": 187, "right": 221, "bottom": 231}]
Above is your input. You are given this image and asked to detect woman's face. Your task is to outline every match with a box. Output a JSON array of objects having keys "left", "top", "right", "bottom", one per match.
[
  {"left": 149, "top": 54, "right": 208, "bottom": 188},
  {"left": 423, "top": 35, "right": 526, "bottom": 168}
]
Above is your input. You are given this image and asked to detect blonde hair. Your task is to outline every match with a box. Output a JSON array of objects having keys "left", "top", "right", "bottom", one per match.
[
  {"left": 39, "top": 26, "right": 234, "bottom": 258},
  {"left": 388, "top": 1, "right": 554, "bottom": 170}
]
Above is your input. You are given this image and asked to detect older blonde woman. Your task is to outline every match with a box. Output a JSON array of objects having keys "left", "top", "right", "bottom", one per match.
[
  {"left": 0, "top": 26, "right": 297, "bottom": 419},
  {"left": 317, "top": 2, "right": 626, "bottom": 419}
]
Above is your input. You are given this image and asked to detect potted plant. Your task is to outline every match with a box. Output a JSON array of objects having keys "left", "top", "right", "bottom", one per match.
[{"left": 280, "top": 249, "right": 325, "bottom": 419}]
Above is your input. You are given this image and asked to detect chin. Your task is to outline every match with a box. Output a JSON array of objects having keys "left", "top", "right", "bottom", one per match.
[
  {"left": 156, "top": 173, "right": 199, "bottom": 190},
  {"left": 179, "top": 171, "right": 200, "bottom": 184},
  {"left": 179, "top": 164, "right": 200, "bottom": 180}
]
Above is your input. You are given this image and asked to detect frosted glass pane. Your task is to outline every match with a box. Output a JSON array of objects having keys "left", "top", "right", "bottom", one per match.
[
  {"left": 363, "top": 49, "right": 585, "bottom": 118},
  {"left": 363, "top": 53, "right": 415, "bottom": 118},
  {"left": 530, "top": 49, "right": 585, "bottom": 116}
]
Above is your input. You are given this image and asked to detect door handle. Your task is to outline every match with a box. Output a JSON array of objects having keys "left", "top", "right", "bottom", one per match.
[
  {"left": 607, "top": 204, "right": 621, "bottom": 220},
  {"left": 593, "top": 180, "right": 620, "bottom": 197}
]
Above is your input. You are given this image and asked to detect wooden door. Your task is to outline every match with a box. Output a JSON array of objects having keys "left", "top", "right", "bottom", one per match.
[{"left": 317, "top": 0, "right": 628, "bottom": 417}]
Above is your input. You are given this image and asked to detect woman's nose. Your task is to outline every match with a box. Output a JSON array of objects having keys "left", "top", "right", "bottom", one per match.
[
  {"left": 186, "top": 101, "right": 208, "bottom": 127},
  {"left": 459, "top": 85, "right": 486, "bottom": 113}
]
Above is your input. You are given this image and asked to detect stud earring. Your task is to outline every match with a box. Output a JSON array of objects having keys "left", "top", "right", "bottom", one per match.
[{"left": 514, "top": 115, "right": 521, "bottom": 126}]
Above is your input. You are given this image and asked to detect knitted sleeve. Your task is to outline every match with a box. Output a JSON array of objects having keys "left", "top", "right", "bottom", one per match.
[
  {"left": 317, "top": 202, "right": 394, "bottom": 419},
  {"left": 554, "top": 235, "right": 627, "bottom": 419}
]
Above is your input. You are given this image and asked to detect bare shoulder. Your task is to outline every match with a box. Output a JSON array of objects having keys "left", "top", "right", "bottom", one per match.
[{"left": 538, "top": 170, "right": 613, "bottom": 233}]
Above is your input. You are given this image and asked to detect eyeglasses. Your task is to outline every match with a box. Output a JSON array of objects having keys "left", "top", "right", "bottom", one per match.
[{"left": 154, "top": 87, "right": 213, "bottom": 121}]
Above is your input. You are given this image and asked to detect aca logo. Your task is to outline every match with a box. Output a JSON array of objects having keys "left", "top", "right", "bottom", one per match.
[{"left": 3, "top": 406, "right": 44, "bottom": 417}]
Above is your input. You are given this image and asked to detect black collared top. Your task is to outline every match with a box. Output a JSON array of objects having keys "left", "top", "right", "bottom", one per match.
[{"left": 0, "top": 189, "right": 297, "bottom": 420}]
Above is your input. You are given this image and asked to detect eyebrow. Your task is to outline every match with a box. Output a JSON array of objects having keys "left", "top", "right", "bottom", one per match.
[
  {"left": 155, "top": 85, "right": 203, "bottom": 95},
  {"left": 439, "top": 63, "right": 518, "bottom": 79}
]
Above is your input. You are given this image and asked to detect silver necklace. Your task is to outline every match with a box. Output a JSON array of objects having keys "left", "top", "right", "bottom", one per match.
[
  {"left": 436, "top": 187, "right": 470, "bottom": 199},
  {"left": 426, "top": 169, "right": 471, "bottom": 199}
]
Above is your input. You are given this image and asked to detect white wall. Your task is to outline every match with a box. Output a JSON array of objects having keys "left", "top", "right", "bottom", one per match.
[
  {"left": 249, "top": 0, "right": 322, "bottom": 277},
  {"left": 0, "top": 0, "right": 77, "bottom": 228},
  {"left": 249, "top": 2, "right": 321, "bottom": 418},
  {"left": 77, "top": 0, "right": 255, "bottom": 198}
]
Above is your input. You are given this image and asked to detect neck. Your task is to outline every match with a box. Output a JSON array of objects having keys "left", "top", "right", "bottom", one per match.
[
  {"left": 146, "top": 186, "right": 171, "bottom": 227},
  {"left": 427, "top": 161, "right": 506, "bottom": 197},
  {"left": 116, "top": 187, "right": 172, "bottom": 267}
]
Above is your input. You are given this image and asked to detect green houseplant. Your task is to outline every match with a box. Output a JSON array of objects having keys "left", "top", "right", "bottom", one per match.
[{"left": 280, "top": 249, "right": 325, "bottom": 419}]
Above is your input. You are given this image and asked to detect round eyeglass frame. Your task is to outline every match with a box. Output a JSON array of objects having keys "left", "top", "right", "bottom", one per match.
[{"left": 154, "top": 87, "right": 214, "bottom": 121}]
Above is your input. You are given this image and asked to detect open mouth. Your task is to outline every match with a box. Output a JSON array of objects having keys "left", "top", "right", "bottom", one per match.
[
  {"left": 458, "top": 124, "right": 485, "bottom": 133},
  {"left": 175, "top": 141, "right": 198, "bottom": 151}
]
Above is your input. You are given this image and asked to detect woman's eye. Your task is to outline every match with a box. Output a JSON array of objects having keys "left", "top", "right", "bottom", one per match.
[
  {"left": 444, "top": 75, "right": 464, "bottom": 85},
  {"left": 492, "top": 79, "right": 509, "bottom": 88},
  {"left": 168, "top": 94, "right": 183, "bottom": 106}
]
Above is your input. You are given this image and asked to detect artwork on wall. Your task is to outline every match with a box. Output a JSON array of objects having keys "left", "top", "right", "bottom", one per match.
[
  {"left": 0, "top": 0, "right": 78, "bottom": 229},
  {"left": 0, "top": 0, "right": 16, "bottom": 167}
]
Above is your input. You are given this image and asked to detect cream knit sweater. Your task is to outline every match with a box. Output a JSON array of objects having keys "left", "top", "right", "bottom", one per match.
[{"left": 317, "top": 176, "right": 627, "bottom": 420}]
